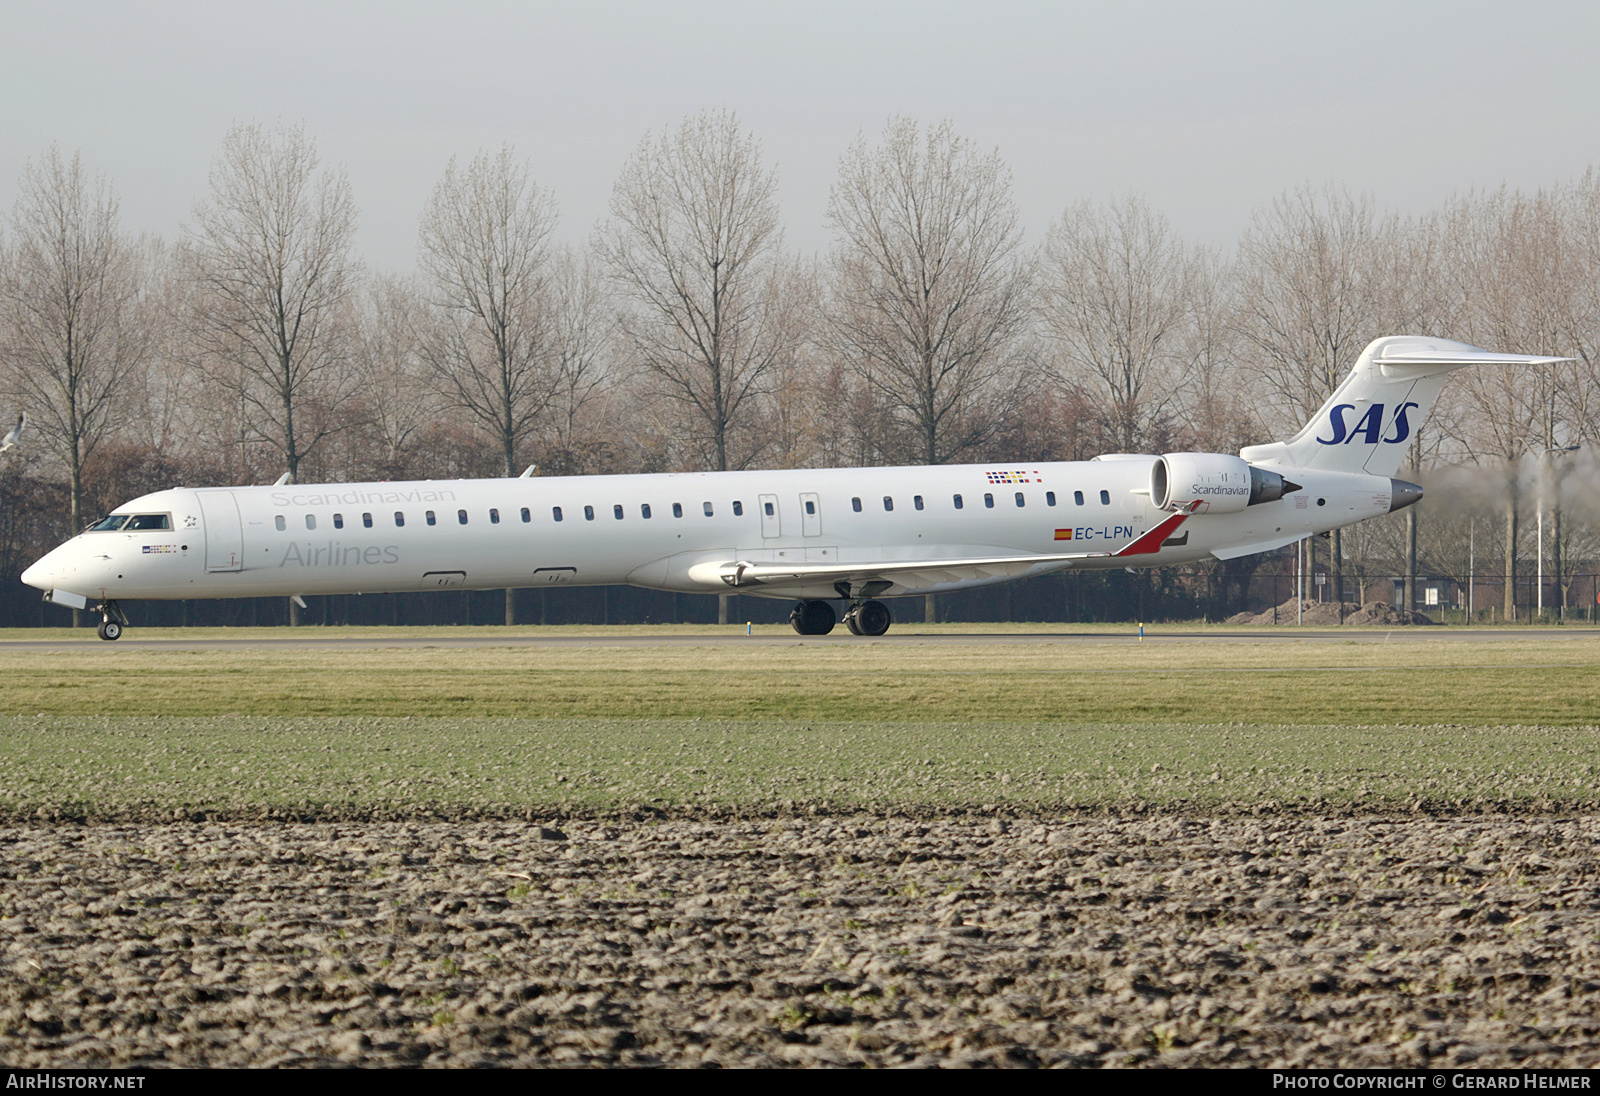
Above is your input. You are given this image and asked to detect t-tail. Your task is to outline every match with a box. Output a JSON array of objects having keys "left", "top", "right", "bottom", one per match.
[{"left": 1239, "top": 336, "right": 1571, "bottom": 478}]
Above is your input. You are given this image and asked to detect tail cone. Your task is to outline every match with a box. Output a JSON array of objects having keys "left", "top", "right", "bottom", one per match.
[{"left": 1388, "top": 479, "right": 1424, "bottom": 513}]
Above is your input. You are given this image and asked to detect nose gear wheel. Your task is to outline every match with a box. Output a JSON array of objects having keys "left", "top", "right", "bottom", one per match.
[{"left": 93, "top": 600, "right": 128, "bottom": 641}]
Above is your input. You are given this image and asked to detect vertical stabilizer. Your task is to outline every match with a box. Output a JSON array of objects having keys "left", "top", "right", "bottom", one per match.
[{"left": 1240, "top": 336, "right": 1570, "bottom": 477}]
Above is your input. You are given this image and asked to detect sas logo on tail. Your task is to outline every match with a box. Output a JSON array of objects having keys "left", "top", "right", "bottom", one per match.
[{"left": 1316, "top": 401, "right": 1418, "bottom": 446}]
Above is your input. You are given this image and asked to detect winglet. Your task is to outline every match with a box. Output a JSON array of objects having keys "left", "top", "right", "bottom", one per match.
[{"left": 1113, "top": 503, "right": 1197, "bottom": 557}]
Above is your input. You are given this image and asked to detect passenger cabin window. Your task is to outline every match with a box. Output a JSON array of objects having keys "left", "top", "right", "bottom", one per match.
[
  {"left": 732, "top": 501, "right": 744, "bottom": 516},
  {"left": 489, "top": 508, "right": 500, "bottom": 524},
  {"left": 126, "top": 514, "right": 170, "bottom": 530},
  {"left": 953, "top": 494, "right": 963, "bottom": 509},
  {"left": 88, "top": 515, "right": 130, "bottom": 531},
  {"left": 883, "top": 496, "right": 894, "bottom": 512},
  {"left": 1074, "top": 491, "right": 1085, "bottom": 506},
  {"left": 394, "top": 512, "right": 405, "bottom": 527},
  {"left": 1015, "top": 492, "right": 1025, "bottom": 508},
  {"left": 914, "top": 495, "right": 924, "bottom": 511},
  {"left": 552, "top": 506, "right": 563, "bottom": 522},
  {"left": 852, "top": 497, "right": 862, "bottom": 512},
  {"left": 673, "top": 503, "right": 683, "bottom": 518},
  {"left": 984, "top": 493, "right": 994, "bottom": 508},
  {"left": 703, "top": 502, "right": 714, "bottom": 517},
  {"left": 363, "top": 512, "right": 373, "bottom": 528},
  {"left": 613, "top": 504, "right": 624, "bottom": 520},
  {"left": 333, "top": 513, "right": 344, "bottom": 529},
  {"left": 426, "top": 510, "right": 437, "bottom": 526},
  {"left": 274, "top": 515, "right": 286, "bottom": 531},
  {"left": 584, "top": 505, "right": 595, "bottom": 521},
  {"left": 1046, "top": 491, "right": 1057, "bottom": 506},
  {"left": 521, "top": 507, "right": 531, "bottom": 523},
  {"left": 641, "top": 504, "right": 651, "bottom": 519},
  {"left": 305, "top": 514, "right": 317, "bottom": 530},
  {"left": 458, "top": 509, "right": 468, "bottom": 525},
  {"left": 1100, "top": 490, "right": 1111, "bottom": 505}
]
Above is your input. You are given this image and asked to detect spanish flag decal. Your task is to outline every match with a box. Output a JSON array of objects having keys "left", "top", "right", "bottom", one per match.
[{"left": 1054, "top": 528, "right": 1073, "bottom": 540}]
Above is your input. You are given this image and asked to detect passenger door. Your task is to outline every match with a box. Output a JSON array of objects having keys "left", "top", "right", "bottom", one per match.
[{"left": 196, "top": 491, "right": 243, "bottom": 572}]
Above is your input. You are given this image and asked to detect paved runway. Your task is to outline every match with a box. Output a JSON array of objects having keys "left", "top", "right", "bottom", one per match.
[{"left": 3, "top": 627, "right": 1597, "bottom": 650}]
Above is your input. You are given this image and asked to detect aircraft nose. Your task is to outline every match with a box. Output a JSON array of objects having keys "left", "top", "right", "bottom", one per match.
[{"left": 20, "top": 556, "right": 53, "bottom": 591}]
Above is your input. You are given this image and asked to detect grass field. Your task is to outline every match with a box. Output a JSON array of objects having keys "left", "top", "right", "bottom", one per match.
[{"left": 2, "top": 627, "right": 1596, "bottom": 817}]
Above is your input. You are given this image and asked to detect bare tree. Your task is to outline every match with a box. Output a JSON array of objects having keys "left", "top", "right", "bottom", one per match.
[
  {"left": 185, "top": 122, "right": 359, "bottom": 485},
  {"left": 1179, "top": 251, "right": 1255, "bottom": 453},
  {"left": 1040, "top": 195, "right": 1201, "bottom": 453},
  {"left": 418, "top": 147, "right": 559, "bottom": 479},
  {"left": 1444, "top": 184, "right": 1590, "bottom": 620},
  {"left": 418, "top": 147, "right": 563, "bottom": 625},
  {"left": 826, "top": 118, "right": 1031, "bottom": 466},
  {"left": 1235, "top": 185, "right": 1436, "bottom": 607},
  {"left": 538, "top": 245, "right": 616, "bottom": 475},
  {"left": 1237, "top": 187, "right": 1400, "bottom": 429},
  {"left": 0, "top": 147, "right": 150, "bottom": 535},
  {"left": 348, "top": 273, "right": 438, "bottom": 477},
  {"left": 749, "top": 259, "right": 831, "bottom": 471},
  {"left": 597, "top": 110, "right": 796, "bottom": 473}
]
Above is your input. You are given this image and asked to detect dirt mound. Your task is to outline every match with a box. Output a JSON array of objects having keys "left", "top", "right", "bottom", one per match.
[{"left": 1225, "top": 599, "right": 1436, "bottom": 626}]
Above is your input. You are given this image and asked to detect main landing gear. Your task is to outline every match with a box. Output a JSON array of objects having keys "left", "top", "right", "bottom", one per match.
[
  {"left": 844, "top": 600, "right": 892, "bottom": 636},
  {"left": 789, "top": 600, "right": 836, "bottom": 635},
  {"left": 788, "top": 599, "right": 893, "bottom": 637},
  {"left": 94, "top": 601, "right": 128, "bottom": 641}
]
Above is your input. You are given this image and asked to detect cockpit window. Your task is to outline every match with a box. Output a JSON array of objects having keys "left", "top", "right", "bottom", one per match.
[
  {"left": 88, "top": 515, "right": 130, "bottom": 532},
  {"left": 125, "top": 514, "right": 170, "bottom": 530}
]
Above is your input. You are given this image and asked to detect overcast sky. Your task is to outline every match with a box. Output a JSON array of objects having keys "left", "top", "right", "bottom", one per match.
[{"left": 4, "top": 0, "right": 1599, "bottom": 272}]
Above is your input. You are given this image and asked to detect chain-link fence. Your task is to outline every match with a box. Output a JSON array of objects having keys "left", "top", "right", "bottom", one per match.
[{"left": 1241, "top": 568, "right": 1600, "bottom": 624}]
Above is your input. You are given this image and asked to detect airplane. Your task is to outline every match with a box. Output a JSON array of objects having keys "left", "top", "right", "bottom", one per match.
[{"left": 20, "top": 336, "right": 1568, "bottom": 640}]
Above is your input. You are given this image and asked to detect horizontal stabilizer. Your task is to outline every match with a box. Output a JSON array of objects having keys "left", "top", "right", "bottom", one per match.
[
  {"left": 1371, "top": 345, "right": 1572, "bottom": 374},
  {"left": 1242, "top": 336, "right": 1575, "bottom": 479}
]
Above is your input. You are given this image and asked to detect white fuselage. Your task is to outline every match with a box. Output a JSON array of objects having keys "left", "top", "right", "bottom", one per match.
[{"left": 22, "top": 458, "right": 1394, "bottom": 606}]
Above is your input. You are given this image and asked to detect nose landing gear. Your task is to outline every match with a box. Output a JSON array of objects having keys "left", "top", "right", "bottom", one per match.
[{"left": 93, "top": 601, "right": 127, "bottom": 641}]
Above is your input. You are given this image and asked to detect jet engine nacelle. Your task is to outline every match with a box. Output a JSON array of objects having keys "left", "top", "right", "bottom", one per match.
[{"left": 1150, "top": 453, "right": 1298, "bottom": 513}]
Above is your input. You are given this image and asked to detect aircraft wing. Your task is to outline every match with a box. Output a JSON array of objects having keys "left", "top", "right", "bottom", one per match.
[{"left": 691, "top": 508, "right": 1195, "bottom": 591}]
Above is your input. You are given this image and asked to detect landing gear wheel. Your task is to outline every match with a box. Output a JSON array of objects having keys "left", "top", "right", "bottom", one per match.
[
  {"left": 846, "top": 599, "right": 891, "bottom": 637},
  {"left": 97, "top": 620, "right": 122, "bottom": 641},
  {"left": 789, "top": 600, "right": 837, "bottom": 636}
]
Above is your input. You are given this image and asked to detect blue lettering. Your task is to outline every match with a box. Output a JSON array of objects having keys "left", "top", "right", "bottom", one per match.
[
  {"left": 1384, "top": 401, "right": 1419, "bottom": 444},
  {"left": 1316, "top": 404, "right": 1355, "bottom": 445},
  {"left": 1346, "top": 403, "right": 1385, "bottom": 445}
]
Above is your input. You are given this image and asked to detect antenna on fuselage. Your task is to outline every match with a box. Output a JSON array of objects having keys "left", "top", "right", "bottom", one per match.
[
  {"left": 519, "top": 464, "right": 538, "bottom": 478},
  {"left": 273, "top": 472, "right": 292, "bottom": 486}
]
